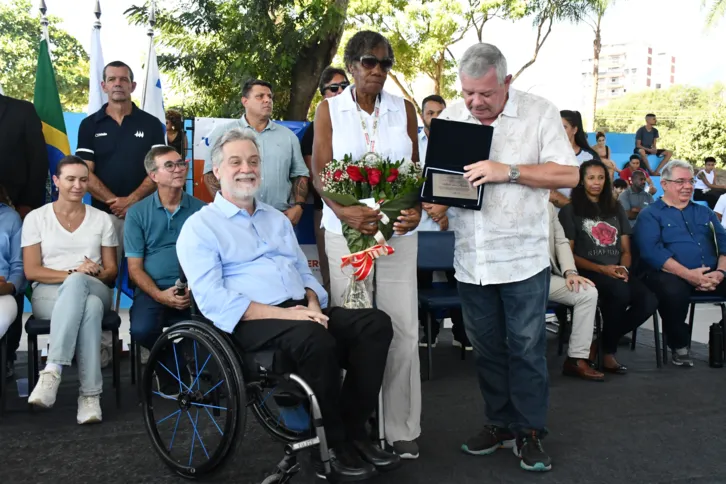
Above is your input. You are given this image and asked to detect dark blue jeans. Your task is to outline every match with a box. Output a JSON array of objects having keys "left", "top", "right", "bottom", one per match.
[
  {"left": 130, "top": 289, "right": 191, "bottom": 350},
  {"left": 458, "top": 268, "right": 550, "bottom": 436}
]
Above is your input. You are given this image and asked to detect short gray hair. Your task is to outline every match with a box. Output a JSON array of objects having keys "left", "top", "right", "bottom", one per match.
[
  {"left": 210, "top": 127, "right": 260, "bottom": 168},
  {"left": 143, "top": 145, "right": 178, "bottom": 174},
  {"left": 459, "top": 43, "right": 508, "bottom": 84},
  {"left": 661, "top": 160, "right": 693, "bottom": 180}
]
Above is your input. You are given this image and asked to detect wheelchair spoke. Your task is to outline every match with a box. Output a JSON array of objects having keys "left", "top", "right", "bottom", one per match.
[
  {"left": 173, "top": 343, "right": 183, "bottom": 394},
  {"left": 158, "top": 362, "right": 192, "bottom": 393},
  {"left": 202, "top": 379, "right": 225, "bottom": 398},
  {"left": 186, "top": 409, "right": 210, "bottom": 463},
  {"left": 188, "top": 354, "right": 212, "bottom": 392},
  {"left": 190, "top": 401, "right": 227, "bottom": 411},
  {"left": 156, "top": 408, "right": 181, "bottom": 425},
  {"left": 259, "top": 385, "right": 278, "bottom": 407},
  {"left": 168, "top": 410, "right": 182, "bottom": 452},
  {"left": 204, "top": 406, "right": 224, "bottom": 436},
  {"left": 193, "top": 340, "right": 200, "bottom": 392}
]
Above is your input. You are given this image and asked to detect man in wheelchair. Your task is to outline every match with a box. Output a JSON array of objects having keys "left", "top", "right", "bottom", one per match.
[{"left": 176, "top": 128, "right": 400, "bottom": 481}]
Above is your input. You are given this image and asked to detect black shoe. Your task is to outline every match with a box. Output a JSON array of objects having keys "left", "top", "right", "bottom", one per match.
[
  {"left": 313, "top": 446, "right": 377, "bottom": 482},
  {"left": 513, "top": 432, "right": 552, "bottom": 472},
  {"left": 352, "top": 439, "right": 401, "bottom": 471}
]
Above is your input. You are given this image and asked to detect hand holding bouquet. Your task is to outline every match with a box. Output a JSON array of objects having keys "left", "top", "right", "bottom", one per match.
[{"left": 319, "top": 152, "right": 424, "bottom": 307}]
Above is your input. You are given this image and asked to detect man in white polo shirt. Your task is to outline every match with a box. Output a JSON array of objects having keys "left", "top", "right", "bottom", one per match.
[{"left": 428, "top": 43, "right": 578, "bottom": 472}]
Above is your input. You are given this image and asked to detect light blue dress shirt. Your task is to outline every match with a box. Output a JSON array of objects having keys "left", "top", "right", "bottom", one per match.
[
  {"left": 176, "top": 193, "right": 328, "bottom": 333},
  {"left": 0, "top": 204, "right": 25, "bottom": 295},
  {"left": 202, "top": 117, "right": 309, "bottom": 211}
]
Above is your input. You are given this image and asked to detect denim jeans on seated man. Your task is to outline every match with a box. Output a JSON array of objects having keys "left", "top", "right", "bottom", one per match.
[{"left": 458, "top": 268, "right": 550, "bottom": 440}]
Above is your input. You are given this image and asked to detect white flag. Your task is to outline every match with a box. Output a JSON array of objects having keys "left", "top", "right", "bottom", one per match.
[
  {"left": 142, "top": 40, "right": 165, "bottom": 129},
  {"left": 87, "top": 26, "right": 107, "bottom": 114}
]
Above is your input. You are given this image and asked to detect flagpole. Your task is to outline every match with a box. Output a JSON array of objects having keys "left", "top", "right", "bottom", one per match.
[
  {"left": 39, "top": 0, "right": 49, "bottom": 43},
  {"left": 141, "top": 0, "right": 156, "bottom": 109},
  {"left": 94, "top": 0, "right": 102, "bottom": 30}
]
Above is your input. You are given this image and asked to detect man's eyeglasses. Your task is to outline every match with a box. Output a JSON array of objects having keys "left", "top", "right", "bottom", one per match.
[
  {"left": 359, "top": 55, "right": 394, "bottom": 72},
  {"left": 158, "top": 160, "right": 188, "bottom": 172},
  {"left": 664, "top": 178, "right": 696, "bottom": 187},
  {"left": 323, "top": 82, "right": 350, "bottom": 94}
]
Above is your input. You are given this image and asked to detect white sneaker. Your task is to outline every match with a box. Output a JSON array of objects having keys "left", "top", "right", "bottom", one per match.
[
  {"left": 28, "top": 369, "right": 62, "bottom": 408},
  {"left": 77, "top": 395, "right": 103, "bottom": 424}
]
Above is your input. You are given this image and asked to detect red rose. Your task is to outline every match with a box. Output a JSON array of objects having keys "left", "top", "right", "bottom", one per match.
[
  {"left": 333, "top": 169, "right": 344, "bottom": 182},
  {"left": 591, "top": 222, "right": 617, "bottom": 246},
  {"left": 386, "top": 168, "right": 399, "bottom": 183},
  {"left": 346, "top": 165, "right": 366, "bottom": 182},
  {"left": 368, "top": 168, "right": 382, "bottom": 186}
]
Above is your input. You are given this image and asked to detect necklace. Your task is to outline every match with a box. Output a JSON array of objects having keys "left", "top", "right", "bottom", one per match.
[
  {"left": 351, "top": 88, "right": 381, "bottom": 153},
  {"left": 54, "top": 205, "right": 83, "bottom": 229}
]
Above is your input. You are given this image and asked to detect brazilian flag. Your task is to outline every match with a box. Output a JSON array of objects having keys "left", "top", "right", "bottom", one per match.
[{"left": 33, "top": 38, "right": 70, "bottom": 199}]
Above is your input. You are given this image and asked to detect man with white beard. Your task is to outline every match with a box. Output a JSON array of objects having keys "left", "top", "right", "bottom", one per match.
[{"left": 176, "top": 128, "right": 400, "bottom": 481}]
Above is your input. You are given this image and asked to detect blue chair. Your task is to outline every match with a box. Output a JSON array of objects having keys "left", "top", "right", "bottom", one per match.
[
  {"left": 417, "top": 231, "right": 463, "bottom": 380},
  {"left": 652, "top": 295, "right": 726, "bottom": 366}
]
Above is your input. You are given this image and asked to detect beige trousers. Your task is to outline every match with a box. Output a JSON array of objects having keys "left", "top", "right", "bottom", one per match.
[
  {"left": 325, "top": 231, "right": 421, "bottom": 443},
  {"left": 548, "top": 274, "right": 599, "bottom": 359}
]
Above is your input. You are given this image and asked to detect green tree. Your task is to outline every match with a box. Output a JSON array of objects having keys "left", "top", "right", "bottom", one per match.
[
  {"left": 127, "top": 0, "right": 348, "bottom": 120},
  {"left": 0, "top": 0, "right": 89, "bottom": 111},
  {"left": 704, "top": 0, "right": 726, "bottom": 27},
  {"left": 595, "top": 84, "right": 726, "bottom": 164}
]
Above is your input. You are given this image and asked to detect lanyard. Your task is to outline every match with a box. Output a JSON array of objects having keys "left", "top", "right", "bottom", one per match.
[{"left": 351, "top": 88, "right": 381, "bottom": 153}]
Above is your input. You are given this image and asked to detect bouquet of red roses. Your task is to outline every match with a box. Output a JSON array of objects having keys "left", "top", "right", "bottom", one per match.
[{"left": 319, "top": 152, "right": 424, "bottom": 307}]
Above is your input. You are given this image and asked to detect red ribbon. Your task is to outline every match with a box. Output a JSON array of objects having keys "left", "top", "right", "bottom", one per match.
[{"left": 340, "top": 244, "right": 395, "bottom": 281}]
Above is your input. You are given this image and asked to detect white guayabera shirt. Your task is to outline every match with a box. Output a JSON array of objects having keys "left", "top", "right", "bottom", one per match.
[{"left": 440, "top": 88, "right": 577, "bottom": 286}]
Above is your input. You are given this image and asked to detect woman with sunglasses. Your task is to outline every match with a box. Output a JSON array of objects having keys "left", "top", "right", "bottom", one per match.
[
  {"left": 558, "top": 160, "right": 658, "bottom": 375},
  {"left": 301, "top": 66, "right": 350, "bottom": 295},
  {"left": 312, "top": 30, "right": 423, "bottom": 461},
  {"left": 22, "top": 156, "right": 118, "bottom": 424}
]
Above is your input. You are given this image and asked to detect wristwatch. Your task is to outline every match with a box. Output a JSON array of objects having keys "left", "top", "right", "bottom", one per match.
[
  {"left": 564, "top": 269, "right": 578, "bottom": 278},
  {"left": 508, "top": 165, "right": 520, "bottom": 183},
  {"left": 293, "top": 202, "right": 305, "bottom": 209},
  {"left": 719, "top": 269, "right": 726, "bottom": 279}
]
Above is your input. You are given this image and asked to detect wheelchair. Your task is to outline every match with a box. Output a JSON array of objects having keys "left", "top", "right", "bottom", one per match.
[{"left": 141, "top": 286, "right": 386, "bottom": 483}]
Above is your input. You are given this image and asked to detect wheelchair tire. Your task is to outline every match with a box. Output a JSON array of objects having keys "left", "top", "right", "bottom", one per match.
[
  {"left": 248, "top": 381, "right": 313, "bottom": 444},
  {"left": 142, "top": 322, "right": 246, "bottom": 479},
  {"left": 260, "top": 474, "right": 284, "bottom": 484}
]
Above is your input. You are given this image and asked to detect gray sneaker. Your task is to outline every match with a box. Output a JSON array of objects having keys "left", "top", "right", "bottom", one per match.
[
  {"left": 392, "top": 440, "right": 419, "bottom": 459},
  {"left": 671, "top": 348, "right": 694, "bottom": 367}
]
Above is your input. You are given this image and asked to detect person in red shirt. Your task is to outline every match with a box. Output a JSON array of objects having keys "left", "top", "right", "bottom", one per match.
[{"left": 619, "top": 155, "right": 657, "bottom": 195}]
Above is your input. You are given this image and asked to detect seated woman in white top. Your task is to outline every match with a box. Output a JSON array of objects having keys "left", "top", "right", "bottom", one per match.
[{"left": 22, "top": 156, "right": 118, "bottom": 424}]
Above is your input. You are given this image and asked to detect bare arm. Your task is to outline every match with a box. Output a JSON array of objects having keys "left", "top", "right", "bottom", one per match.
[
  {"left": 620, "top": 235, "right": 632, "bottom": 268},
  {"left": 518, "top": 162, "right": 579, "bottom": 190},
  {"left": 128, "top": 257, "right": 162, "bottom": 301},
  {"left": 291, "top": 176, "right": 309, "bottom": 204},
  {"left": 23, "top": 244, "right": 71, "bottom": 284},
  {"left": 85, "top": 159, "right": 116, "bottom": 202},
  {"left": 569, "top": 240, "right": 603, "bottom": 274},
  {"left": 97, "top": 246, "right": 118, "bottom": 285},
  {"left": 204, "top": 172, "right": 221, "bottom": 199},
  {"left": 549, "top": 190, "right": 570, "bottom": 209}
]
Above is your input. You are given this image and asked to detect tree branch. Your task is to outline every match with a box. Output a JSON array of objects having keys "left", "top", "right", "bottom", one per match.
[
  {"left": 511, "top": 13, "right": 554, "bottom": 82},
  {"left": 389, "top": 72, "right": 422, "bottom": 118}
]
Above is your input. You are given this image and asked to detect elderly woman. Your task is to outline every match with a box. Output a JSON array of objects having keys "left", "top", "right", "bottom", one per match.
[
  {"left": 23, "top": 156, "right": 118, "bottom": 424},
  {"left": 312, "top": 30, "right": 423, "bottom": 459},
  {"left": 559, "top": 160, "right": 658, "bottom": 374}
]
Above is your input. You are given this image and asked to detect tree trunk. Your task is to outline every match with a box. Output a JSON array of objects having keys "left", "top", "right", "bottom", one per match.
[
  {"left": 389, "top": 72, "right": 422, "bottom": 118},
  {"left": 284, "top": 0, "right": 349, "bottom": 120},
  {"left": 590, "top": 14, "right": 602, "bottom": 132}
]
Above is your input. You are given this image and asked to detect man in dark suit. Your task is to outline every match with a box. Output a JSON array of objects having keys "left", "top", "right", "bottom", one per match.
[{"left": 0, "top": 94, "right": 48, "bottom": 377}]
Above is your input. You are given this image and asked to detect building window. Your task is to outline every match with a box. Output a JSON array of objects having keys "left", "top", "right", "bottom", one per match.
[
  {"left": 611, "top": 89, "right": 616, "bottom": 94},
  {"left": 648, "top": 56, "right": 652, "bottom": 65},
  {"left": 647, "top": 79, "right": 651, "bottom": 87},
  {"left": 631, "top": 68, "right": 637, "bottom": 74},
  {"left": 656, "top": 83, "right": 662, "bottom": 89},
  {"left": 648, "top": 47, "right": 653, "bottom": 54},
  {"left": 647, "top": 67, "right": 652, "bottom": 76}
]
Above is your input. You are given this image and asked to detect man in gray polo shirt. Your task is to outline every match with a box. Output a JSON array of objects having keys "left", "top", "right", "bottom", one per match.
[
  {"left": 202, "top": 78, "right": 309, "bottom": 226},
  {"left": 619, "top": 170, "right": 654, "bottom": 227}
]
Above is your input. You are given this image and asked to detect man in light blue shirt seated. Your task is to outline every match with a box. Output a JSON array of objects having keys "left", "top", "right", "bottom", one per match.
[
  {"left": 176, "top": 128, "right": 399, "bottom": 481},
  {"left": 124, "top": 146, "right": 205, "bottom": 354}
]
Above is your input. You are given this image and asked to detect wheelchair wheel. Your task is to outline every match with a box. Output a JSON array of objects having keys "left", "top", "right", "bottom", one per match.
[
  {"left": 142, "top": 322, "right": 246, "bottom": 478},
  {"left": 248, "top": 380, "right": 313, "bottom": 443}
]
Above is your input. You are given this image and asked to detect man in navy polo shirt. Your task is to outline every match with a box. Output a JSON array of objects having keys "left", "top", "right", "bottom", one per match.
[
  {"left": 76, "top": 60, "right": 166, "bottom": 261},
  {"left": 124, "top": 146, "right": 205, "bottom": 353}
]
